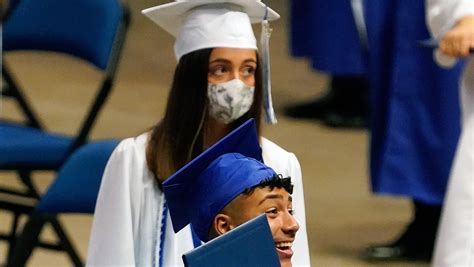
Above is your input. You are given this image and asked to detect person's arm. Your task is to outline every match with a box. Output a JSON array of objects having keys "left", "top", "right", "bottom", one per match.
[
  {"left": 427, "top": 0, "right": 474, "bottom": 58},
  {"left": 86, "top": 139, "right": 140, "bottom": 266}
]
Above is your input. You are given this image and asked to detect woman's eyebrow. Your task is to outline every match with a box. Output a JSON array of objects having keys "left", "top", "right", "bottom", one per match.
[
  {"left": 209, "top": 58, "right": 257, "bottom": 64},
  {"left": 209, "top": 58, "right": 231, "bottom": 64},
  {"left": 243, "top": 58, "right": 257, "bottom": 64}
]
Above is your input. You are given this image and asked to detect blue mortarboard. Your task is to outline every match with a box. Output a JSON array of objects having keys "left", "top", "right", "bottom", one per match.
[{"left": 163, "top": 119, "right": 277, "bottom": 242}]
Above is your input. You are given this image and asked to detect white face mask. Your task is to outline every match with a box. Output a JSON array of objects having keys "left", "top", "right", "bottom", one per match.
[{"left": 207, "top": 79, "right": 255, "bottom": 124}]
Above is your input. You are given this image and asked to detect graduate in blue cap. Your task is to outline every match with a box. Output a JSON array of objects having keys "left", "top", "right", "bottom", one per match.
[{"left": 163, "top": 119, "right": 299, "bottom": 267}]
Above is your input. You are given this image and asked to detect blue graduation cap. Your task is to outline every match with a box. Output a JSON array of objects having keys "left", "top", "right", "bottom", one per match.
[{"left": 163, "top": 119, "right": 277, "bottom": 242}]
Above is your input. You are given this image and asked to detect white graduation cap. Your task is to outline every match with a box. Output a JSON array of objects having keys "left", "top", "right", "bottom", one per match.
[
  {"left": 142, "top": 0, "right": 280, "bottom": 124},
  {"left": 142, "top": 1, "right": 279, "bottom": 60}
]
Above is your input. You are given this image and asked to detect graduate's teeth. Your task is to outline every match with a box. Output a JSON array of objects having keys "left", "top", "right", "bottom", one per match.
[{"left": 275, "top": 242, "right": 293, "bottom": 248}]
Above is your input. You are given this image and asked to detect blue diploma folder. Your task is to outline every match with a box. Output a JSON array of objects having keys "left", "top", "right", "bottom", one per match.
[{"left": 182, "top": 214, "right": 280, "bottom": 267}]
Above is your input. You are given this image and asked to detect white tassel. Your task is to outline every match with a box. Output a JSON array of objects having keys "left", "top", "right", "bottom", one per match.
[{"left": 261, "top": 6, "right": 277, "bottom": 124}]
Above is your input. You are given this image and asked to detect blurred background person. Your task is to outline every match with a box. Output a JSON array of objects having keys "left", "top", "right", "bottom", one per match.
[
  {"left": 285, "top": 0, "right": 369, "bottom": 128},
  {"left": 426, "top": 0, "right": 474, "bottom": 266},
  {"left": 363, "top": 0, "right": 465, "bottom": 261},
  {"left": 0, "top": 0, "right": 9, "bottom": 20}
]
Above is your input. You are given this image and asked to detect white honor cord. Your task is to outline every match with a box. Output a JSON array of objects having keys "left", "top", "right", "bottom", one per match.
[
  {"left": 153, "top": 195, "right": 168, "bottom": 267},
  {"left": 261, "top": 6, "right": 277, "bottom": 124}
]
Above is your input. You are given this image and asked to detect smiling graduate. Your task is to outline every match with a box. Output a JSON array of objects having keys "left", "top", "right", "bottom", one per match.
[{"left": 163, "top": 119, "right": 299, "bottom": 267}]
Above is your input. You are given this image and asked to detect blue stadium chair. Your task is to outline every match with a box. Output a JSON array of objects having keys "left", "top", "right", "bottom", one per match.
[
  {"left": 7, "top": 140, "right": 120, "bottom": 267},
  {"left": 0, "top": 0, "right": 130, "bottom": 264}
]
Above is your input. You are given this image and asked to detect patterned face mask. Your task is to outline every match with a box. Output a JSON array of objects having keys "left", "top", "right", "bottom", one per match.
[{"left": 207, "top": 79, "right": 255, "bottom": 124}]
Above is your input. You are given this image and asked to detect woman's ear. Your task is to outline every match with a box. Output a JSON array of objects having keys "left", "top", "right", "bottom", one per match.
[{"left": 213, "top": 213, "right": 234, "bottom": 236}]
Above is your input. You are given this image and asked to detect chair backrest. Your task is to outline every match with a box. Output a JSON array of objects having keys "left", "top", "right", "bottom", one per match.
[
  {"left": 3, "top": 0, "right": 124, "bottom": 70},
  {"left": 37, "top": 140, "right": 120, "bottom": 214},
  {"left": 2, "top": 0, "right": 130, "bottom": 157}
]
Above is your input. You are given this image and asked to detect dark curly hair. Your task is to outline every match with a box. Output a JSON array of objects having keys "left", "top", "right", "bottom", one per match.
[{"left": 242, "top": 174, "right": 293, "bottom": 196}]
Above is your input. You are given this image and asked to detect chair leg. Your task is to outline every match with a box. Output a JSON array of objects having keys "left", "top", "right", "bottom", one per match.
[
  {"left": 2, "top": 64, "right": 42, "bottom": 129},
  {"left": 6, "top": 212, "right": 21, "bottom": 265},
  {"left": 9, "top": 171, "right": 83, "bottom": 266},
  {"left": 6, "top": 214, "right": 84, "bottom": 267},
  {"left": 18, "top": 170, "right": 40, "bottom": 198},
  {"left": 49, "top": 218, "right": 84, "bottom": 267},
  {"left": 7, "top": 213, "right": 45, "bottom": 267}
]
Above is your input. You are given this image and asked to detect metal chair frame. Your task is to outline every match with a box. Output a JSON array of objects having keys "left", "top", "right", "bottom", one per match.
[
  {"left": 6, "top": 140, "right": 120, "bottom": 267},
  {"left": 0, "top": 1, "right": 131, "bottom": 265}
]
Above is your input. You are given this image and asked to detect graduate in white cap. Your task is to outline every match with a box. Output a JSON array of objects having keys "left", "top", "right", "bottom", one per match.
[
  {"left": 163, "top": 119, "right": 299, "bottom": 266},
  {"left": 87, "top": 1, "right": 310, "bottom": 266}
]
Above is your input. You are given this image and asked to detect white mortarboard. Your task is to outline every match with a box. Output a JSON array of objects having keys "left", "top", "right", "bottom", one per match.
[
  {"left": 142, "top": 0, "right": 280, "bottom": 124},
  {"left": 142, "top": 1, "right": 279, "bottom": 60}
]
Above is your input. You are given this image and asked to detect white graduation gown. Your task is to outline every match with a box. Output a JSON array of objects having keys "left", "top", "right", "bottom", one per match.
[
  {"left": 86, "top": 133, "right": 311, "bottom": 266},
  {"left": 427, "top": 1, "right": 474, "bottom": 266}
]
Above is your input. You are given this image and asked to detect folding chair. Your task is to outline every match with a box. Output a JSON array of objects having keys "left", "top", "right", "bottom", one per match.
[
  {"left": 7, "top": 140, "right": 120, "bottom": 267},
  {"left": 0, "top": 0, "right": 130, "bottom": 263}
]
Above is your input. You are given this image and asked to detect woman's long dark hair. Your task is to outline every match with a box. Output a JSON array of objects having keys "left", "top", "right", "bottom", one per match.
[{"left": 146, "top": 48, "right": 263, "bottom": 182}]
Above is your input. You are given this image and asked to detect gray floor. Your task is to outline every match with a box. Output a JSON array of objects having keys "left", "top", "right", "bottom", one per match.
[{"left": 0, "top": 0, "right": 429, "bottom": 266}]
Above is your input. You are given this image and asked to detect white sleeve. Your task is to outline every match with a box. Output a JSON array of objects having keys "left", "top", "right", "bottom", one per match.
[
  {"left": 286, "top": 152, "right": 311, "bottom": 267},
  {"left": 261, "top": 138, "right": 311, "bottom": 266},
  {"left": 426, "top": 0, "right": 474, "bottom": 39},
  {"left": 86, "top": 139, "right": 141, "bottom": 267}
]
